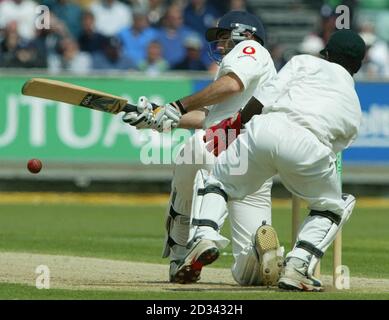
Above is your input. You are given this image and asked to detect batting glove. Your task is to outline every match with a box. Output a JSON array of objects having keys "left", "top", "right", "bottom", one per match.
[
  {"left": 152, "top": 100, "right": 187, "bottom": 132},
  {"left": 203, "top": 111, "right": 244, "bottom": 156},
  {"left": 122, "top": 96, "right": 155, "bottom": 129}
]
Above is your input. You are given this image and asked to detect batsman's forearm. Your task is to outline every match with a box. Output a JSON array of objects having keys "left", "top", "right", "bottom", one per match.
[
  {"left": 180, "top": 73, "right": 243, "bottom": 112},
  {"left": 178, "top": 109, "right": 207, "bottom": 129},
  {"left": 241, "top": 97, "right": 264, "bottom": 124}
]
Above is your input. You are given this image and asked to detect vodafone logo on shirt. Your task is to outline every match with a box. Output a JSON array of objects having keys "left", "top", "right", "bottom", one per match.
[{"left": 242, "top": 46, "right": 256, "bottom": 55}]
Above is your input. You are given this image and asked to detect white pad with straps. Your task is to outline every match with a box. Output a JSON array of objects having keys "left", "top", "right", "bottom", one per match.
[
  {"left": 188, "top": 169, "right": 230, "bottom": 249},
  {"left": 162, "top": 191, "right": 191, "bottom": 260},
  {"left": 288, "top": 194, "right": 356, "bottom": 277}
]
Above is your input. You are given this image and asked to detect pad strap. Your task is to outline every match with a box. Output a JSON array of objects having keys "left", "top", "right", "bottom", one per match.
[
  {"left": 166, "top": 206, "right": 189, "bottom": 249},
  {"left": 192, "top": 218, "right": 219, "bottom": 231},
  {"left": 309, "top": 210, "right": 341, "bottom": 225},
  {"left": 296, "top": 240, "right": 324, "bottom": 258},
  {"left": 198, "top": 186, "right": 228, "bottom": 202},
  {"left": 167, "top": 236, "right": 178, "bottom": 248},
  {"left": 169, "top": 205, "right": 181, "bottom": 220}
]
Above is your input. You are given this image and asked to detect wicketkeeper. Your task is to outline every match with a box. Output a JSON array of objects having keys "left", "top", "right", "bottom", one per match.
[
  {"left": 173, "top": 29, "right": 366, "bottom": 291},
  {"left": 123, "top": 11, "right": 284, "bottom": 286}
]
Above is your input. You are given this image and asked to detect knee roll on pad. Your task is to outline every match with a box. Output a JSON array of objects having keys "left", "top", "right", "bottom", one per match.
[{"left": 293, "top": 194, "right": 356, "bottom": 277}]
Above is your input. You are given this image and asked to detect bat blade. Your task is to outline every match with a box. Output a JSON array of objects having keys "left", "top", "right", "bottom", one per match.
[{"left": 22, "top": 78, "right": 137, "bottom": 114}]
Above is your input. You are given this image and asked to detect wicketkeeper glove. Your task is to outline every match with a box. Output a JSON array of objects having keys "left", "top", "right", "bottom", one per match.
[
  {"left": 122, "top": 96, "right": 155, "bottom": 129},
  {"left": 152, "top": 100, "right": 187, "bottom": 132},
  {"left": 203, "top": 111, "right": 244, "bottom": 156}
]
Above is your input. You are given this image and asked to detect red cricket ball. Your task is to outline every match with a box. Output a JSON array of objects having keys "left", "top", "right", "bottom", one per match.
[{"left": 27, "top": 158, "right": 42, "bottom": 174}]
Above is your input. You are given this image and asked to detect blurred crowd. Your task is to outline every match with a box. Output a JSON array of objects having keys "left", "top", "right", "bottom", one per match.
[
  {"left": 0, "top": 0, "right": 388, "bottom": 79},
  {"left": 0, "top": 0, "right": 234, "bottom": 74},
  {"left": 296, "top": 0, "right": 389, "bottom": 79}
]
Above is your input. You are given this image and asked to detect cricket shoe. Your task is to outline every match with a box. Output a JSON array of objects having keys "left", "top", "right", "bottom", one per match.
[
  {"left": 255, "top": 224, "right": 284, "bottom": 287},
  {"left": 278, "top": 258, "right": 323, "bottom": 292},
  {"left": 169, "top": 239, "right": 219, "bottom": 284}
]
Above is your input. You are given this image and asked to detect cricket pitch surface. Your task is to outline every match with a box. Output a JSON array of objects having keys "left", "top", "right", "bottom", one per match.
[{"left": 1, "top": 252, "right": 388, "bottom": 294}]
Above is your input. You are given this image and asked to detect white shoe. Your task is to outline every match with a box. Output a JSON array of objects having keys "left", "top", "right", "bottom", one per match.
[
  {"left": 278, "top": 258, "right": 323, "bottom": 292},
  {"left": 255, "top": 224, "right": 284, "bottom": 287},
  {"left": 169, "top": 239, "right": 219, "bottom": 284}
]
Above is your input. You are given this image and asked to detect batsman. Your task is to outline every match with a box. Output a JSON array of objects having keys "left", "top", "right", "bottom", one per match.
[
  {"left": 175, "top": 30, "right": 365, "bottom": 291},
  {"left": 123, "top": 11, "right": 285, "bottom": 286}
]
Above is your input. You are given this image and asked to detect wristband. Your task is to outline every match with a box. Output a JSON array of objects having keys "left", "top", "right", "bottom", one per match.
[{"left": 172, "top": 100, "right": 187, "bottom": 115}]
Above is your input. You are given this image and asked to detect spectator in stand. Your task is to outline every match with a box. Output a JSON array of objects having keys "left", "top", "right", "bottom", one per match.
[
  {"left": 49, "top": 37, "right": 92, "bottom": 74},
  {"left": 33, "top": 13, "right": 70, "bottom": 70},
  {"left": 117, "top": 7, "right": 158, "bottom": 69},
  {"left": 317, "top": 4, "right": 337, "bottom": 44},
  {"left": 43, "top": 0, "right": 82, "bottom": 38},
  {"left": 358, "top": 0, "right": 389, "bottom": 42},
  {"left": 298, "top": 4, "right": 336, "bottom": 60},
  {"left": 78, "top": 10, "right": 106, "bottom": 54},
  {"left": 138, "top": 40, "right": 169, "bottom": 76},
  {"left": 183, "top": 0, "right": 224, "bottom": 71},
  {"left": 298, "top": 34, "right": 325, "bottom": 57},
  {"left": 359, "top": 23, "right": 389, "bottom": 78},
  {"left": 208, "top": 0, "right": 229, "bottom": 16},
  {"left": 0, "top": 21, "right": 46, "bottom": 68},
  {"left": 173, "top": 33, "right": 207, "bottom": 71},
  {"left": 183, "top": 0, "right": 220, "bottom": 36},
  {"left": 146, "top": 0, "right": 167, "bottom": 27},
  {"left": 0, "top": 0, "right": 37, "bottom": 40},
  {"left": 90, "top": 0, "right": 133, "bottom": 37},
  {"left": 157, "top": 4, "right": 194, "bottom": 67},
  {"left": 92, "top": 36, "right": 134, "bottom": 71},
  {"left": 229, "top": 0, "right": 253, "bottom": 12}
]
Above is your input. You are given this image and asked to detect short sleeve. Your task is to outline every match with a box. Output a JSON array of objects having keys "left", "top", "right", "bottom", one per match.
[{"left": 219, "top": 40, "right": 269, "bottom": 89}]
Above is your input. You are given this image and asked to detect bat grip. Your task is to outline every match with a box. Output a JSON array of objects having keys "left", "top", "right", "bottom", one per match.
[
  {"left": 123, "top": 103, "right": 158, "bottom": 113},
  {"left": 123, "top": 104, "right": 138, "bottom": 113}
]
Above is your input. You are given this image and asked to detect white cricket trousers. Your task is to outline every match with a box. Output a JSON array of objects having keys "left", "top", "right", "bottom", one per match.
[
  {"left": 201, "top": 113, "right": 344, "bottom": 262},
  {"left": 166, "top": 129, "right": 273, "bottom": 285}
]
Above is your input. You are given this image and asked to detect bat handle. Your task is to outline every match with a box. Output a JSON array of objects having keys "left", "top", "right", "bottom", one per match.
[
  {"left": 123, "top": 104, "right": 138, "bottom": 113},
  {"left": 122, "top": 103, "right": 158, "bottom": 113}
]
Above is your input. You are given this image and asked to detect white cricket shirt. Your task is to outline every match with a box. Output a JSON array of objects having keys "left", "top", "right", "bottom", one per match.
[
  {"left": 204, "top": 40, "right": 277, "bottom": 128},
  {"left": 254, "top": 54, "right": 362, "bottom": 153}
]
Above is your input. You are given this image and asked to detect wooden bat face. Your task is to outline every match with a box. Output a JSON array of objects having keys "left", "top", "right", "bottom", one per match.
[
  {"left": 79, "top": 93, "right": 126, "bottom": 113},
  {"left": 22, "top": 78, "right": 137, "bottom": 114}
]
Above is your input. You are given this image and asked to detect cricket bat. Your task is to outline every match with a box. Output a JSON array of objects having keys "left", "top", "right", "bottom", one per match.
[{"left": 22, "top": 78, "right": 138, "bottom": 114}]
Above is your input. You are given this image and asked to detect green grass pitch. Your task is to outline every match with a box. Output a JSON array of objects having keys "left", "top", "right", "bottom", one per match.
[{"left": 0, "top": 199, "right": 388, "bottom": 300}]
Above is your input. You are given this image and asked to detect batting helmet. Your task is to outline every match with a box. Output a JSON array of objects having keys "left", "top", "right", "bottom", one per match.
[{"left": 206, "top": 11, "right": 266, "bottom": 46}]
